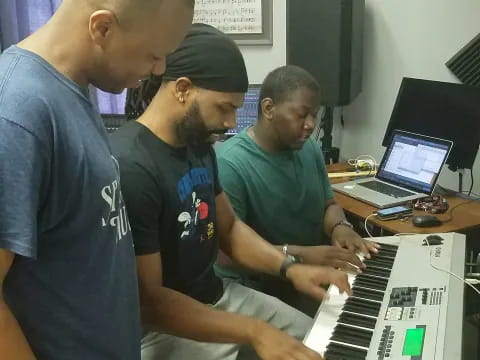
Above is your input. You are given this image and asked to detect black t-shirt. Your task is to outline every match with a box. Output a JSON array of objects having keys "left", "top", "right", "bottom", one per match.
[{"left": 110, "top": 121, "right": 223, "bottom": 304}]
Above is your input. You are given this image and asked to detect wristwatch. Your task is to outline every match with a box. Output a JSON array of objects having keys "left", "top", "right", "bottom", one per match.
[
  {"left": 280, "top": 254, "right": 301, "bottom": 279},
  {"left": 331, "top": 219, "right": 354, "bottom": 236}
]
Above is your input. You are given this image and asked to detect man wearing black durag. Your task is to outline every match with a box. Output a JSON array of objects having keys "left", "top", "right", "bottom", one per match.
[{"left": 110, "top": 24, "right": 349, "bottom": 360}]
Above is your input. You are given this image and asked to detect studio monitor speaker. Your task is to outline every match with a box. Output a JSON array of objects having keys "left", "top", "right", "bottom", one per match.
[{"left": 286, "top": 0, "right": 365, "bottom": 106}]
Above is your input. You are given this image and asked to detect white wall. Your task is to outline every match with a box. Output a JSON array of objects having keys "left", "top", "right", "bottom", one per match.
[
  {"left": 238, "top": 0, "right": 286, "bottom": 83},
  {"left": 339, "top": 0, "right": 480, "bottom": 193}
]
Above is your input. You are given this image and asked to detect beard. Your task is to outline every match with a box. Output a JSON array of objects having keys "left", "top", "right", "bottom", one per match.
[{"left": 176, "top": 101, "right": 227, "bottom": 149}]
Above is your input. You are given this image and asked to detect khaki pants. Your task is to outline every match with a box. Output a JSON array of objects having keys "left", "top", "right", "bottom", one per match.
[{"left": 141, "top": 279, "right": 313, "bottom": 360}]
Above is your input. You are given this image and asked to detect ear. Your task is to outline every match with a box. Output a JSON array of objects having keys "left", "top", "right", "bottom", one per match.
[
  {"left": 261, "top": 98, "right": 275, "bottom": 122},
  {"left": 89, "top": 10, "right": 118, "bottom": 46},
  {"left": 174, "top": 77, "right": 194, "bottom": 104}
]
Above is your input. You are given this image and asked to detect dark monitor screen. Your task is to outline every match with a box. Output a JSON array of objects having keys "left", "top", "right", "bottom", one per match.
[
  {"left": 382, "top": 77, "right": 480, "bottom": 170},
  {"left": 227, "top": 84, "right": 261, "bottom": 135}
]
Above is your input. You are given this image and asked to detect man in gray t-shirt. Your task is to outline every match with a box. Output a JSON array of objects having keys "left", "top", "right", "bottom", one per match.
[{"left": 0, "top": 1, "right": 193, "bottom": 359}]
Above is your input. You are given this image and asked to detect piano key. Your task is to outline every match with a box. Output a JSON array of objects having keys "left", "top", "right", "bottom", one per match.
[
  {"left": 324, "top": 342, "right": 368, "bottom": 360},
  {"left": 375, "top": 250, "right": 396, "bottom": 259},
  {"left": 353, "top": 275, "right": 388, "bottom": 291},
  {"left": 331, "top": 324, "right": 373, "bottom": 348},
  {"left": 356, "top": 273, "right": 389, "bottom": 285},
  {"left": 371, "top": 253, "right": 396, "bottom": 262},
  {"left": 330, "top": 334, "right": 371, "bottom": 349},
  {"left": 362, "top": 266, "right": 391, "bottom": 278},
  {"left": 351, "top": 287, "right": 384, "bottom": 302},
  {"left": 345, "top": 296, "right": 381, "bottom": 308},
  {"left": 353, "top": 279, "right": 385, "bottom": 291},
  {"left": 307, "top": 239, "right": 398, "bottom": 357},
  {"left": 363, "top": 259, "right": 393, "bottom": 270},
  {"left": 304, "top": 273, "right": 356, "bottom": 354},
  {"left": 366, "top": 254, "right": 395, "bottom": 264},
  {"left": 338, "top": 312, "right": 377, "bottom": 329},
  {"left": 343, "top": 300, "right": 380, "bottom": 314},
  {"left": 375, "top": 243, "right": 398, "bottom": 251},
  {"left": 342, "top": 303, "right": 380, "bottom": 317}
]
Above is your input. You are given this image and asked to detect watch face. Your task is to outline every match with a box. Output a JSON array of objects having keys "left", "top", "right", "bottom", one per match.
[{"left": 280, "top": 255, "right": 300, "bottom": 279}]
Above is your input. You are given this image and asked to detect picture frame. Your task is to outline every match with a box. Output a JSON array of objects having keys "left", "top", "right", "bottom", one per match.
[{"left": 193, "top": 0, "right": 273, "bottom": 46}]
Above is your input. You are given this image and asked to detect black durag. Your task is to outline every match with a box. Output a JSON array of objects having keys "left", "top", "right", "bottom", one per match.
[{"left": 162, "top": 23, "right": 249, "bottom": 93}]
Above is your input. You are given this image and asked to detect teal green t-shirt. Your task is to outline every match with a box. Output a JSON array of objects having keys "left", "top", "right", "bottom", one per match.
[{"left": 216, "top": 128, "right": 334, "bottom": 248}]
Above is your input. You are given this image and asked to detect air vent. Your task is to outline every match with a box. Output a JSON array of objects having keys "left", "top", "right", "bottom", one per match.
[{"left": 446, "top": 33, "right": 480, "bottom": 87}]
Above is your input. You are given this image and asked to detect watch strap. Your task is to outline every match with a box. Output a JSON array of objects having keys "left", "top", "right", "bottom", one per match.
[{"left": 280, "top": 255, "right": 300, "bottom": 279}]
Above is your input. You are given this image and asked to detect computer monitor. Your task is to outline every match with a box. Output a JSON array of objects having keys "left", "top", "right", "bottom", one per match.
[
  {"left": 382, "top": 77, "right": 480, "bottom": 170},
  {"left": 227, "top": 84, "right": 261, "bottom": 135}
]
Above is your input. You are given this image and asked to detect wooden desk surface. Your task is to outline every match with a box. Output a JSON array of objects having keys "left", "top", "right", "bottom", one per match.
[{"left": 328, "top": 163, "right": 480, "bottom": 234}]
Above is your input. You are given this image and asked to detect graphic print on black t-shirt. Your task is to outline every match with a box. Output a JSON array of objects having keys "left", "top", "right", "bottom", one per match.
[
  {"left": 177, "top": 168, "right": 215, "bottom": 244},
  {"left": 110, "top": 121, "right": 223, "bottom": 303}
]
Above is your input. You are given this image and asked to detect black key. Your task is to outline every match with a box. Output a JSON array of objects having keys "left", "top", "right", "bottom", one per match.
[
  {"left": 358, "top": 273, "right": 389, "bottom": 286},
  {"left": 351, "top": 287, "right": 384, "bottom": 302},
  {"left": 362, "top": 266, "right": 391, "bottom": 278},
  {"left": 369, "top": 254, "right": 395, "bottom": 265},
  {"left": 338, "top": 312, "right": 377, "bottom": 329},
  {"left": 372, "top": 251, "right": 397, "bottom": 258},
  {"left": 368, "top": 254, "right": 395, "bottom": 262},
  {"left": 325, "top": 342, "right": 368, "bottom": 360},
  {"left": 374, "top": 249, "right": 397, "bottom": 258},
  {"left": 375, "top": 243, "right": 399, "bottom": 251},
  {"left": 345, "top": 297, "right": 382, "bottom": 312},
  {"left": 354, "top": 274, "right": 389, "bottom": 291},
  {"left": 331, "top": 324, "right": 373, "bottom": 348},
  {"left": 353, "top": 278, "right": 385, "bottom": 291},
  {"left": 343, "top": 298, "right": 381, "bottom": 317},
  {"left": 363, "top": 259, "right": 393, "bottom": 270},
  {"left": 343, "top": 303, "right": 378, "bottom": 317}
]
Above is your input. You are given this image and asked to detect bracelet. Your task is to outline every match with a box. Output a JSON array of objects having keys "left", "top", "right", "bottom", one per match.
[
  {"left": 331, "top": 219, "right": 354, "bottom": 237},
  {"left": 281, "top": 244, "right": 303, "bottom": 264}
]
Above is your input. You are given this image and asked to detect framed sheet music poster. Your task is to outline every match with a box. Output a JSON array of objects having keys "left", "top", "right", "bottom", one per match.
[{"left": 193, "top": 0, "right": 273, "bottom": 45}]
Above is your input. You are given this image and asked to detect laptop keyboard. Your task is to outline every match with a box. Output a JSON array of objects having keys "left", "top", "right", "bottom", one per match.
[{"left": 358, "top": 181, "right": 415, "bottom": 198}]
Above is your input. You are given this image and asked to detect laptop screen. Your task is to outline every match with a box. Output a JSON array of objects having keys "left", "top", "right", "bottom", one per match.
[{"left": 377, "top": 131, "right": 452, "bottom": 194}]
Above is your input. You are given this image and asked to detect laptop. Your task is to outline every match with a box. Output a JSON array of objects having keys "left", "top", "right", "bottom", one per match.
[{"left": 332, "top": 130, "right": 453, "bottom": 208}]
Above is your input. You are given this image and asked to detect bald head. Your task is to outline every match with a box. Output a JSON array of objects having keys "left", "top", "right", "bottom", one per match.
[
  {"left": 74, "top": 0, "right": 194, "bottom": 28},
  {"left": 43, "top": 0, "right": 193, "bottom": 92}
]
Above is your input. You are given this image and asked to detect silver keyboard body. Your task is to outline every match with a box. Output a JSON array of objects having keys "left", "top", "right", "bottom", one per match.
[{"left": 304, "top": 233, "right": 466, "bottom": 360}]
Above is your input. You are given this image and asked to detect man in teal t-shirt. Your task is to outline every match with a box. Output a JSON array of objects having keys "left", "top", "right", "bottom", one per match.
[{"left": 216, "top": 65, "right": 379, "bottom": 315}]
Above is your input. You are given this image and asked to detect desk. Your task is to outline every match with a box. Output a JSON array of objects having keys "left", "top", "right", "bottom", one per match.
[{"left": 327, "top": 163, "right": 480, "bottom": 235}]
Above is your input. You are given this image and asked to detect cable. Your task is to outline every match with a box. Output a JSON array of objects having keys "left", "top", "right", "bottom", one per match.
[
  {"left": 460, "top": 190, "right": 480, "bottom": 197},
  {"left": 347, "top": 155, "right": 378, "bottom": 175},
  {"left": 364, "top": 213, "right": 376, "bottom": 239},
  {"left": 468, "top": 168, "right": 474, "bottom": 197},
  {"left": 442, "top": 200, "right": 474, "bottom": 223},
  {"left": 424, "top": 237, "right": 480, "bottom": 297},
  {"left": 364, "top": 216, "right": 419, "bottom": 239}
]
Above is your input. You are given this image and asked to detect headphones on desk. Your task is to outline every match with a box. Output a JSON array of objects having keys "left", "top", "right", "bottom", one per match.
[{"left": 413, "top": 195, "right": 449, "bottom": 214}]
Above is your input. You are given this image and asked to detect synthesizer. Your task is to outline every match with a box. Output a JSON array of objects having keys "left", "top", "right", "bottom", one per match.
[{"left": 304, "top": 233, "right": 466, "bottom": 360}]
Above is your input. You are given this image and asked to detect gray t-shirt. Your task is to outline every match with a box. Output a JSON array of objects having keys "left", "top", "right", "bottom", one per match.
[{"left": 0, "top": 46, "right": 140, "bottom": 360}]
